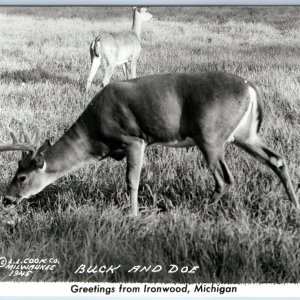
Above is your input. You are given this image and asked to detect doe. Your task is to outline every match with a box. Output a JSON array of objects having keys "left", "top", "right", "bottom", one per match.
[{"left": 86, "top": 7, "right": 153, "bottom": 91}]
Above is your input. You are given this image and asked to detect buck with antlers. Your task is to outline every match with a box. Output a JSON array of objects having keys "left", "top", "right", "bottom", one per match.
[
  {"left": 86, "top": 7, "right": 153, "bottom": 91},
  {"left": 1, "top": 72, "right": 299, "bottom": 215}
]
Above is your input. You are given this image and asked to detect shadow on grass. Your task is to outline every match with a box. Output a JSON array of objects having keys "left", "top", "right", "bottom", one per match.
[
  {"left": 25, "top": 178, "right": 121, "bottom": 213},
  {"left": 1, "top": 68, "right": 77, "bottom": 86}
]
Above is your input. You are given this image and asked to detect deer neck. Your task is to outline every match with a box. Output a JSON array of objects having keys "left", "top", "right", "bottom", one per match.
[
  {"left": 131, "top": 12, "right": 143, "bottom": 39},
  {"left": 43, "top": 122, "right": 93, "bottom": 181}
]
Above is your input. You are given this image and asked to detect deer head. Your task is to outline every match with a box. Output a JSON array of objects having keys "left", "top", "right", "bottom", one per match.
[
  {"left": 133, "top": 7, "right": 153, "bottom": 22},
  {"left": 1, "top": 124, "right": 51, "bottom": 206}
]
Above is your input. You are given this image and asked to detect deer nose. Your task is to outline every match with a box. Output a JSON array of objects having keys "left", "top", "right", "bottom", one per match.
[{"left": 3, "top": 197, "right": 14, "bottom": 207}]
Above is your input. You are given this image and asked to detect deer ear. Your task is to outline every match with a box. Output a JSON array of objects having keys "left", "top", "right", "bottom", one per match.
[
  {"left": 35, "top": 154, "right": 45, "bottom": 169},
  {"left": 21, "top": 150, "right": 29, "bottom": 161},
  {"left": 37, "top": 139, "right": 51, "bottom": 154},
  {"left": 133, "top": 6, "right": 141, "bottom": 12}
]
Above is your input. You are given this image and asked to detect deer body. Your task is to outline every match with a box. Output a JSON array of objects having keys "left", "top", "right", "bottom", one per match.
[
  {"left": 86, "top": 7, "right": 152, "bottom": 90},
  {"left": 94, "top": 32, "right": 141, "bottom": 65},
  {"left": 3, "top": 72, "right": 299, "bottom": 215}
]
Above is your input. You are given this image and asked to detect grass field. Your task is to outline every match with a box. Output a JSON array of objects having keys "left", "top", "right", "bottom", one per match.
[{"left": 0, "top": 6, "right": 300, "bottom": 283}]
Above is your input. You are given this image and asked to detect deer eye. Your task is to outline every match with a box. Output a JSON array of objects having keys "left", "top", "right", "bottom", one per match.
[{"left": 19, "top": 175, "right": 27, "bottom": 183}]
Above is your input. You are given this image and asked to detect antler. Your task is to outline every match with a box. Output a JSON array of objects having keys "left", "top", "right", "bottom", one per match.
[{"left": 0, "top": 123, "right": 40, "bottom": 155}]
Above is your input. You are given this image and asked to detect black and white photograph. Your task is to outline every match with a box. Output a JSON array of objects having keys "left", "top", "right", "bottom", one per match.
[{"left": 0, "top": 5, "right": 300, "bottom": 286}]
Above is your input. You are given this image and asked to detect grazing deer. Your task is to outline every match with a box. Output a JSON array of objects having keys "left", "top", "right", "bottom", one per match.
[
  {"left": 86, "top": 7, "right": 153, "bottom": 91},
  {"left": 1, "top": 72, "right": 299, "bottom": 216}
]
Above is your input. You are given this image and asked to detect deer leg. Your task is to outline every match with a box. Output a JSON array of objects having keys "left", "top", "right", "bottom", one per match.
[
  {"left": 101, "top": 63, "right": 115, "bottom": 87},
  {"left": 131, "top": 59, "right": 137, "bottom": 79},
  {"left": 126, "top": 62, "right": 131, "bottom": 79},
  {"left": 235, "top": 138, "right": 299, "bottom": 209},
  {"left": 126, "top": 139, "right": 146, "bottom": 216},
  {"left": 122, "top": 63, "right": 130, "bottom": 80},
  {"left": 199, "top": 145, "right": 234, "bottom": 202},
  {"left": 211, "top": 156, "right": 234, "bottom": 202},
  {"left": 122, "top": 64, "right": 127, "bottom": 79},
  {"left": 86, "top": 56, "right": 101, "bottom": 91}
]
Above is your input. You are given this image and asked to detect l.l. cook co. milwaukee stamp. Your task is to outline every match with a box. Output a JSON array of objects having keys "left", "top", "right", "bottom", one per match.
[{"left": 0, "top": 257, "right": 60, "bottom": 277}]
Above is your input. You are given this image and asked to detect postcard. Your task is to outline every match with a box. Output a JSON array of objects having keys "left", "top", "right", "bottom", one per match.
[{"left": 0, "top": 2, "right": 300, "bottom": 298}]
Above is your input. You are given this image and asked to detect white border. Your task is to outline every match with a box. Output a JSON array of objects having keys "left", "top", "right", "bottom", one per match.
[
  {"left": 0, "top": 283, "right": 300, "bottom": 297},
  {"left": 1, "top": 4, "right": 300, "bottom": 299},
  {"left": 1, "top": 0, "right": 300, "bottom": 5}
]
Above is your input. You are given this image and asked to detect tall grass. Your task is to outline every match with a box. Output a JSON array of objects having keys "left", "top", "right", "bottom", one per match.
[{"left": 0, "top": 7, "right": 300, "bottom": 283}]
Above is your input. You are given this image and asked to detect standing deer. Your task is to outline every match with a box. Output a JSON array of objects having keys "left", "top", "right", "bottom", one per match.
[
  {"left": 86, "top": 7, "right": 153, "bottom": 91},
  {"left": 1, "top": 72, "right": 299, "bottom": 216}
]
